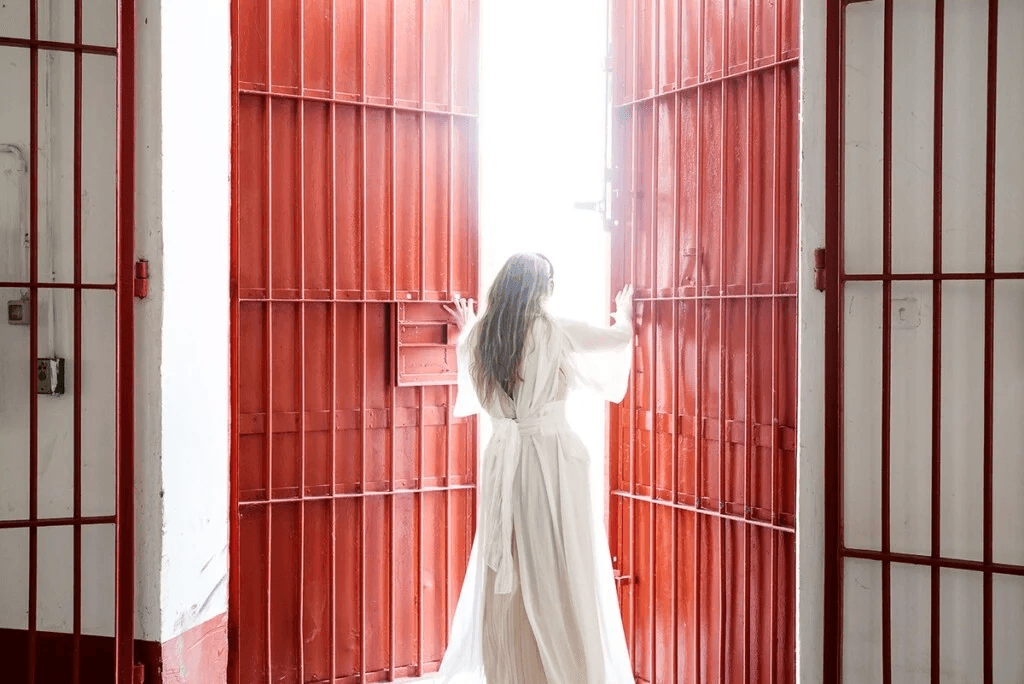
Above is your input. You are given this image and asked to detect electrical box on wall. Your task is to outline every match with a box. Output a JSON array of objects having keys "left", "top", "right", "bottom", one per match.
[
  {"left": 393, "top": 302, "right": 459, "bottom": 387},
  {"left": 8, "top": 293, "right": 29, "bottom": 325},
  {"left": 36, "top": 357, "right": 65, "bottom": 396}
]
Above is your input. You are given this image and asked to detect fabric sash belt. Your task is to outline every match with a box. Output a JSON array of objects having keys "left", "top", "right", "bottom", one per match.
[{"left": 483, "top": 400, "right": 568, "bottom": 595}]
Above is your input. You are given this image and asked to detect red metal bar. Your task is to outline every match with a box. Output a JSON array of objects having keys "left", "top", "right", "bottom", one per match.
[
  {"left": 627, "top": 0, "right": 639, "bottom": 661},
  {"left": 613, "top": 491, "right": 794, "bottom": 534},
  {"left": 359, "top": 3, "right": 368, "bottom": 671},
  {"left": 718, "top": 5, "right": 729, "bottom": 676},
  {"left": 27, "top": 2, "right": 39, "bottom": 681},
  {"left": 822, "top": 1, "right": 845, "bottom": 681},
  {"left": 115, "top": 1, "right": 138, "bottom": 681},
  {"left": 843, "top": 548, "right": 1024, "bottom": 577},
  {"left": 742, "top": 2, "right": 755, "bottom": 678},
  {"left": 228, "top": 0, "right": 241, "bottom": 679},
  {"left": 881, "top": 1, "right": 893, "bottom": 681},
  {"left": 329, "top": 1, "right": 338, "bottom": 680},
  {"left": 770, "top": 0, "right": 784, "bottom": 679},
  {"left": 930, "top": 1, "right": 945, "bottom": 681},
  {"left": 263, "top": 0, "right": 274, "bottom": 677},
  {"left": 843, "top": 272, "right": 1024, "bottom": 281},
  {"left": 388, "top": 1, "right": 398, "bottom": 675},
  {"left": 982, "top": 3, "right": 999, "bottom": 683},
  {"left": 297, "top": 1, "right": 307, "bottom": 679},
  {"left": 236, "top": 88, "right": 477, "bottom": 117},
  {"left": 649, "top": 6, "right": 659, "bottom": 674},
  {"left": 0, "top": 515, "right": 117, "bottom": 529},
  {"left": 73, "top": 0, "right": 84, "bottom": 681},
  {"left": 0, "top": 280, "right": 116, "bottom": 289},
  {"left": 615, "top": 58, "right": 800, "bottom": 109},
  {"left": 692, "top": 0, "right": 706, "bottom": 674},
  {"left": 0, "top": 35, "right": 117, "bottom": 55}
]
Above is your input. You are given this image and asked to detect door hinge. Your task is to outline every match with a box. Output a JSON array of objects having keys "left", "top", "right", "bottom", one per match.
[
  {"left": 814, "top": 248, "right": 827, "bottom": 292},
  {"left": 134, "top": 259, "right": 149, "bottom": 299}
]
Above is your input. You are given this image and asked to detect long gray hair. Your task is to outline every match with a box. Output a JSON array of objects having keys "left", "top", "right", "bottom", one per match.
[{"left": 469, "top": 252, "right": 553, "bottom": 405}]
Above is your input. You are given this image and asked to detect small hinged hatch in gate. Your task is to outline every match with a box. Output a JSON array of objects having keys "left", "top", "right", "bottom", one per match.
[{"left": 393, "top": 301, "right": 459, "bottom": 387}]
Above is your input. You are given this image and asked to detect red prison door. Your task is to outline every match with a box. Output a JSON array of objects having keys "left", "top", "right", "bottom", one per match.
[
  {"left": 0, "top": 2, "right": 137, "bottom": 684},
  {"left": 824, "top": 0, "right": 1024, "bottom": 681},
  {"left": 607, "top": 0, "right": 801, "bottom": 682},
  {"left": 229, "top": 0, "right": 480, "bottom": 682}
]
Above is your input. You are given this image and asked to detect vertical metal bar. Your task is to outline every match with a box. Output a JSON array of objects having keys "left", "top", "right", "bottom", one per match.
[
  {"left": 388, "top": 0, "right": 399, "bottom": 661},
  {"left": 649, "top": 3, "right": 659, "bottom": 676},
  {"left": 258, "top": 0, "right": 270, "bottom": 679},
  {"left": 693, "top": 0, "right": 706, "bottom": 672},
  {"left": 881, "top": 1, "right": 894, "bottom": 682},
  {"left": 115, "top": 0, "right": 137, "bottom": 680},
  {"left": 769, "top": 0, "right": 783, "bottom": 678},
  {"left": 416, "top": 5, "right": 427, "bottom": 666},
  {"left": 823, "top": 1, "right": 846, "bottom": 680},
  {"left": 743, "top": 2, "right": 755, "bottom": 679},
  {"left": 930, "top": 2, "right": 945, "bottom": 681},
  {"left": 420, "top": 0, "right": 427, "bottom": 299},
  {"left": 297, "top": 0, "right": 307, "bottom": 677},
  {"left": 444, "top": 0, "right": 456, "bottom": 651},
  {"left": 982, "top": 2, "right": 998, "bottom": 682},
  {"left": 27, "top": 2, "right": 39, "bottom": 681},
  {"left": 328, "top": 0, "right": 338, "bottom": 680},
  {"left": 388, "top": 1, "right": 398, "bottom": 671},
  {"left": 72, "top": 1, "right": 83, "bottom": 682},
  {"left": 228, "top": 0, "right": 241, "bottom": 680},
  {"left": 670, "top": 83, "right": 680, "bottom": 684},
  {"left": 718, "top": 6, "right": 729, "bottom": 679},
  {"left": 627, "top": 0, "right": 639, "bottom": 659},
  {"left": 358, "top": 0, "right": 368, "bottom": 673}
]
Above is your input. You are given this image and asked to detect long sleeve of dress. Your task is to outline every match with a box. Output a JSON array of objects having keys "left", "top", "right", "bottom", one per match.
[
  {"left": 558, "top": 310, "right": 634, "bottom": 403},
  {"left": 452, "top": 320, "right": 483, "bottom": 418}
]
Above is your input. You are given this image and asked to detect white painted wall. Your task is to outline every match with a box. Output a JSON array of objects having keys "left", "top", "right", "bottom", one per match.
[
  {"left": 800, "top": 0, "right": 1024, "bottom": 681},
  {"left": 478, "top": 0, "right": 611, "bottom": 520},
  {"left": 0, "top": 0, "right": 231, "bottom": 646},
  {"left": 155, "top": 0, "right": 232, "bottom": 642},
  {"left": 796, "top": 0, "right": 826, "bottom": 681}
]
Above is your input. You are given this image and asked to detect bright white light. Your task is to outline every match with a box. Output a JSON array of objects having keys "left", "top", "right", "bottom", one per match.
[{"left": 478, "top": 0, "right": 612, "bottom": 518}]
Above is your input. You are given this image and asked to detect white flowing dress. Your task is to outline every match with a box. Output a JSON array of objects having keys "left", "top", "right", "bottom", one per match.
[{"left": 431, "top": 310, "right": 636, "bottom": 684}]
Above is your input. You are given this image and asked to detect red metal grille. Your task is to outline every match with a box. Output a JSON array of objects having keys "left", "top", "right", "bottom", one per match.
[
  {"left": 229, "top": 1, "right": 480, "bottom": 682},
  {"left": 0, "top": 1, "right": 135, "bottom": 682},
  {"left": 608, "top": 0, "right": 799, "bottom": 681},
  {"left": 824, "top": 0, "right": 1024, "bottom": 681}
]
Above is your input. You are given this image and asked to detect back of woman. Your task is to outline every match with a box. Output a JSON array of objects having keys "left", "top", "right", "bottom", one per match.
[{"left": 435, "top": 253, "right": 636, "bottom": 684}]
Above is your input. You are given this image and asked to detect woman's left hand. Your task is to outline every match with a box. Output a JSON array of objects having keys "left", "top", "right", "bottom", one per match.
[{"left": 444, "top": 296, "right": 477, "bottom": 330}]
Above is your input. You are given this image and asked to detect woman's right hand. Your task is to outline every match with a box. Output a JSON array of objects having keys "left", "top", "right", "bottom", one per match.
[
  {"left": 444, "top": 296, "right": 477, "bottom": 330},
  {"left": 614, "top": 284, "right": 634, "bottom": 322}
]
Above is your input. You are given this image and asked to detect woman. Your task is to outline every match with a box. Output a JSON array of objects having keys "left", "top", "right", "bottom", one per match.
[{"left": 436, "top": 252, "right": 635, "bottom": 684}]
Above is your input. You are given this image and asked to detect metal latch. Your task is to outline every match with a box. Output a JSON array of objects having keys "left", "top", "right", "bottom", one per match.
[
  {"left": 814, "top": 248, "right": 827, "bottom": 292},
  {"left": 134, "top": 259, "right": 149, "bottom": 299}
]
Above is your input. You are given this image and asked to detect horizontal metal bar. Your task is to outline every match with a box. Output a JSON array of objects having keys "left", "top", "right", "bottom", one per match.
[
  {"left": 0, "top": 515, "right": 116, "bottom": 530},
  {"left": 237, "top": 88, "right": 479, "bottom": 118},
  {"left": 237, "top": 484, "right": 476, "bottom": 506},
  {"left": 0, "top": 35, "right": 118, "bottom": 55},
  {"left": 633, "top": 292, "right": 798, "bottom": 302},
  {"left": 843, "top": 547, "right": 1024, "bottom": 577},
  {"left": 0, "top": 281, "right": 117, "bottom": 290},
  {"left": 237, "top": 292, "right": 456, "bottom": 304},
  {"left": 615, "top": 57, "right": 801, "bottom": 109},
  {"left": 610, "top": 490, "right": 796, "bottom": 533},
  {"left": 843, "top": 271, "right": 1024, "bottom": 282}
]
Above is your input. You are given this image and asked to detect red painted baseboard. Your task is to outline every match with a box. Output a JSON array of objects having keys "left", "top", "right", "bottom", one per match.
[{"left": 0, "top": 613, "right": 227, "bottom": 684}]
